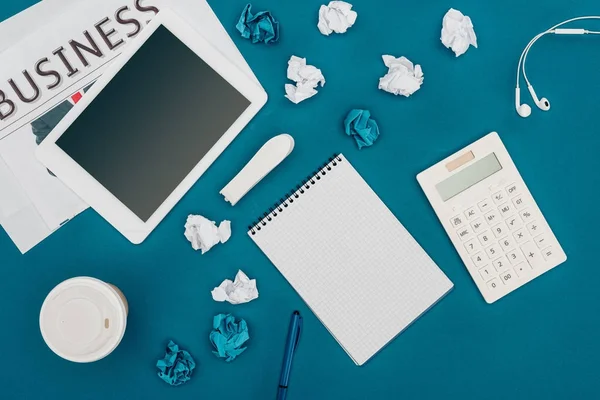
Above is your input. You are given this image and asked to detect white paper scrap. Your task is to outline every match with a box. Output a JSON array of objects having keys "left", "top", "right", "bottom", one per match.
[
  {"left": 285, "top": 56, "right": 326, "bottom": 104},
  {"left": 211, "top": 270, "right": 259, "bottom": 305},
  {"left": 317, "top": 1, "right": 357, "bottom": 36},
  {"left": 441, "top": 8, "right": 477, "bottom": 57},
  {"left": 378, "top": 55, "right": 424, "bottom": 97},
  {"left": 184, "top": 215, "right": 231, "bottom": 254}
]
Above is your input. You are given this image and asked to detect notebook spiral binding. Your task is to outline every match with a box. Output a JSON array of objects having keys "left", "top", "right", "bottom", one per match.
[{"left": 248, "top": 154, "right": 343, "bottom": 235}]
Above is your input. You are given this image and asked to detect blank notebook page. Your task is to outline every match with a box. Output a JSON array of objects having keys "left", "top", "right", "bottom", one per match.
[{"left": 249, "top": 154, "right": 453, "bottom": 365}]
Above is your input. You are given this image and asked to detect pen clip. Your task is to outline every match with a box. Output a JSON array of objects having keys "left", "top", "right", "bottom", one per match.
[{"left": 292, "top": 315, "right": 303, "bottom": 353}]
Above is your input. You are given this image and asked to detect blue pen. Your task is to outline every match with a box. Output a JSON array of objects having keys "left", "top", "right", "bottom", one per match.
[{"left": 277, "top": 311, "right": 303, "bottom": 400}]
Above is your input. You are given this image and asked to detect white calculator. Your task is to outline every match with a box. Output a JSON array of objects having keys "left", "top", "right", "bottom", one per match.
[{"left": 417, "top": 132, "right": 566, "bottom": 303}]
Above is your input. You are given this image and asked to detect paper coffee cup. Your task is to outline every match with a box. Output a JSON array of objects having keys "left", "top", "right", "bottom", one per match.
[{"left": 39, "top": 277, "right": 128, "bottom": 363}]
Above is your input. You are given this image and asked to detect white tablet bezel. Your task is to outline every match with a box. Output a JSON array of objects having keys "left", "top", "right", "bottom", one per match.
[{"left": 36, "top": 9, "right": 267, "bottom": 244}]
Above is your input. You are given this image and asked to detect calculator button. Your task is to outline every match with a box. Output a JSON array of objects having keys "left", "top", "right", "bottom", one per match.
[
  {"left": 505, "top": 215, "right": 523, "bottom": 230},
  {"left": 472, "top": 252, "right": 487, "bottom": 268},
  {"left": 521, "top": 241, "right": 544, "bottom": 269},
  {"left": 478, "top": 231, "right": 493, "bottom": 246},
  {"left": 471, "top": 218, "right": 485, "bottom": 234},
  {"left": 520, "top": 208, "right": 534, "bottom": 222},
  {"left": 487, "top": 278, "right": 501, "bottom": 291},
  {"left": 479, "top": 265, "right": 495, "bottom": 280},
  {"left": 492, "top": 256, "right": 509, "bottom": 272},
  {"left": 512, "top": 195, "right": 526, "bottom": 209},
  {"left": 492, "top": 190, "right": 507, "bottom": 204},
  {"left": 534, "top": 233, "right": 549, "bottom": 249},
  {"left": 478, "top": 199, "right": 493, "bottom": 213},
  {"left": 499, "top": 269, "right": 516, "bottom": 285},
  {"left": 450, "top": 215, "right": 464, "bottom": 228},
  {"left": 506, "top": 248, "right": 525, "bottom": 265},
  {"left": 464, "top": 207, "right": 477, "bottom": 220},
  {"left": 484, "top": 243, "right": 501, "bottom": 259},
  {"left": 526, "top": 221, "right": 541, "bottom": 236},
  {"left": 541, "top": 246, "right": 555, "bottom": 261},
  {"left": 513, "top": 262, "right": 531, "bottom": 277},
  {"left": 456, "top": 226, "right": 473, "bottom": 241},
  {"left": 464, "top": 239, "right": 481, "bottom": 254},
  {"left": 491, "top": 222, "right": 508, "bottom": 238},
  {"left": 513, "top": 228, "right": 528, "bottom": 244},
  {"left": 499, "top": 236, "right": 515, "bottom": 252},
  {"left": 498, "top": 202, "right": 515, "bottom": 218},
  {"left": 506, "top": 183, "right": 520, "bottom": 196},
  {"left": 484, "top": 210, "right": 500, "bottom": 225}
]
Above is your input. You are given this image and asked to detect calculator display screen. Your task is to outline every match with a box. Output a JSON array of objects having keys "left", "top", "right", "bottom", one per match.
[{"left": 436, "top": 153, "right": 502, "bottom": 201}]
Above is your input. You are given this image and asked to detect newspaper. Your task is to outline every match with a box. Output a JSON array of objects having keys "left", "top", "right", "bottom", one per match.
[
  {"left": 0, "top": 0, "right": 258, "bottom": 253},
  {"left": 0, "top": 0, "right": 79, "bottom": 53}
]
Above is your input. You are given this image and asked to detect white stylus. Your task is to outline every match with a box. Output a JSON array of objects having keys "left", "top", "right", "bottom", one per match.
[{"left": 220, "top": 134, "right": 295, "bottom": 206}]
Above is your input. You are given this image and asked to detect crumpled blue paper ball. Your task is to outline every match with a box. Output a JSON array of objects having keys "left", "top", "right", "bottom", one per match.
[
  {"left": 209, "top": 313, "right": 250, "bottom": 362},
  {"left": 156, "top": 340, "right": 196, "bottom": 386},
  {"left": 236, "top": 3, "right": 280, "bottom": 44},
  {"left": 343, "top": 109, "right": 380, "bottom": 149}
]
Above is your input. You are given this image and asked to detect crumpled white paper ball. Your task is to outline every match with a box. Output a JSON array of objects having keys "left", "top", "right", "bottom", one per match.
[
  {"left": 184, "top": 215, "right": 231, "bottom": 254},
  {"left": 317, "top": 1, "right": 357, "bottom": 35},
  {"left": 285, "top": 55, "right": 326, "bottom": 104},
  {"left": 378, "top": 55, "right": 424, "bottom": 97},
  {"left": 211, "top": 270, "right": 259, "bottom": 305},
  {"left": 441, "top": 8, "right": 478, "bottom": 57}
]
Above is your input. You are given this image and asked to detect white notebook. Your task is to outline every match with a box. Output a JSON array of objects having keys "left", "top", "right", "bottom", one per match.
[{"left": 248, "top": 154, "right": 453, "bottom": 366}]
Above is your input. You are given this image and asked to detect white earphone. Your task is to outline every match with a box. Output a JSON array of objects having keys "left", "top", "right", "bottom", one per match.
[{"left": 516, "top": 16, "right": 600, "bottom": 117}]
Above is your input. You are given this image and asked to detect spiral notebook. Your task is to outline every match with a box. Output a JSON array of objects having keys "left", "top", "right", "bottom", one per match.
[{"left": 248, "top": 154, "right": 453, "bottom": 366}]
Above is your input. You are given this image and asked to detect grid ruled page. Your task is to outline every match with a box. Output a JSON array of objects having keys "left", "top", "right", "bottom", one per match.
[{"left": 249, "top": 155, "right": 453, "bottom": 366}]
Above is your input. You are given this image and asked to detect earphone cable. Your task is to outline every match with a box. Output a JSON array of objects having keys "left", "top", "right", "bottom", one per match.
[{"left": 517, "top": 16, "right": 600, "bottom": 89}]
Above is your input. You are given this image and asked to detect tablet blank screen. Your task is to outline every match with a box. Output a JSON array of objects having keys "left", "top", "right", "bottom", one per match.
[{"left": 56, "top": 25, "right": 251, "bottom": 222}]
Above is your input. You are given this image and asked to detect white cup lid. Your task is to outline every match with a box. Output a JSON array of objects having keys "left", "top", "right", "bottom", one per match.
[{"left": 40, "top": 277, "right": 127, "bottom": 363}]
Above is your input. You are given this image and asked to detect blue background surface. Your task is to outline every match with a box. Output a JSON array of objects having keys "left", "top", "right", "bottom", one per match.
[{"left": 1, "top": 0, "right": 600, "bottom": 398}]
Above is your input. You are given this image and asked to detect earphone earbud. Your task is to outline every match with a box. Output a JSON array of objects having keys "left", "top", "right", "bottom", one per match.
[
  {"left": 537, "top": 97, "right": 551, "bottom": 111},
  {"left": 528, "top": 85, "right": 551, "bottom": 111},
  {"left": 515, "top": 87, "right": 532, "bottom": 118},
  {"left": 517, "top": 103, "right": 532, "bottom": 118}
]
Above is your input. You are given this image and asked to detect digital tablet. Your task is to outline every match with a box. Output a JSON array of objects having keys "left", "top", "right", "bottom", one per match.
[{"left": 36, "top": 9, "right": 267, "bottom": 244}]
